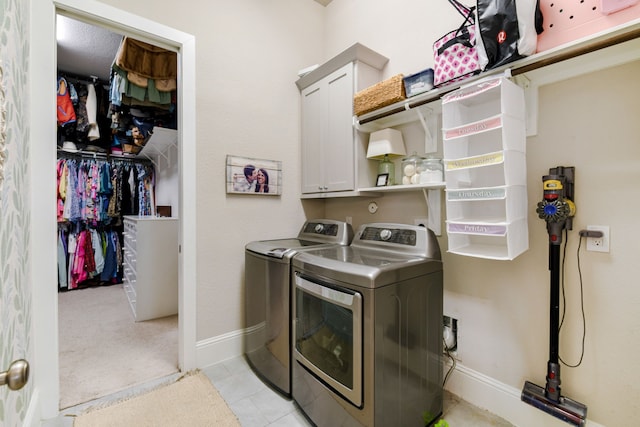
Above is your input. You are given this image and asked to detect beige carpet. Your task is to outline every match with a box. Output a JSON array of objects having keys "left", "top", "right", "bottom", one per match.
[
  {"left": 74, "top": 371, "right": 241, "bottom": 427},
  {"left": 59, "top": 284, "right": 179, "bottom": 409}
]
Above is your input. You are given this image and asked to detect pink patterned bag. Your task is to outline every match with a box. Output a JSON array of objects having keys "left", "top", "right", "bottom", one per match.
[{"left": 433, "top": 0, "right": 481, "bottom": 88}]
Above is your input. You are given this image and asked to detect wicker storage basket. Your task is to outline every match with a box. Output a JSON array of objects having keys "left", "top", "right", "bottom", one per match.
[
  {"left": 123, "top": 143, "right": 142, "bottom": 154},
  {"left": 354, "top": 74, "right": 406, "bottom": 116}
]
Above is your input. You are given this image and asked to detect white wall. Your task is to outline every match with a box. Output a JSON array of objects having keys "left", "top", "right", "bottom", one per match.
[
  {"left": 322, "top": 1, "right": 640, "bottom": 426},
  {"left": 97, "top": 0, "right": 326, "bottom": 342},
  {"left": 324, "top": 0, "right": 460, "bottom": 79}
]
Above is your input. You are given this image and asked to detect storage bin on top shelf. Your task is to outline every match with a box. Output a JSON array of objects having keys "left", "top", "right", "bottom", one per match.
[
  {"left": 353, "top": 74, "right": 406, "bottom": 116},
  {"left": 536, "top": 0, "right": 640, "bottom": 52},
  {"left": 442, "top": 76, "right": 528, "bottom": 260}
]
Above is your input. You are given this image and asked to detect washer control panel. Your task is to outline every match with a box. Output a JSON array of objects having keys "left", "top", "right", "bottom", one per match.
[{"left": 302, "top": 222, "right": 338, "bottom": 236}]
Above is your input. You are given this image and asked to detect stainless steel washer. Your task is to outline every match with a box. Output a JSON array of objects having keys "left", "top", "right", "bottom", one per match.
[
  {"left": 291, "top": 223, "right": 443, "bottom": 427},
  {"left": 244, "top": 219, "right": 353, "bottom": 397}
]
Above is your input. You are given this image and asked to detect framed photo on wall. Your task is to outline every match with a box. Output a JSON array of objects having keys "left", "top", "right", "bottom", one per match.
[{"left": 226, "top": 155, "right": 282, "bottom": 195}]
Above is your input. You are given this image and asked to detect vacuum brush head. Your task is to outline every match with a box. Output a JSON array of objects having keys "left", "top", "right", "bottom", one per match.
[{"left": 521, "top": 381, "right": 587, "bottom": 427}]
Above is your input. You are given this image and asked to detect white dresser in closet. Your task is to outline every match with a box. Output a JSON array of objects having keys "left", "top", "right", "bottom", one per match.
[{"left": 122, "top": 215, "right": 178, "bottom": 321}]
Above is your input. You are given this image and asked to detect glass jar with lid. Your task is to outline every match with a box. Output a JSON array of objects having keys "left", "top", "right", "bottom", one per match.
[
  {"left": 401, "top": 152, "right": 425, "bottom": 185},
  {"left": 419, "top": 156, "right": 444, "bottom": 184}
]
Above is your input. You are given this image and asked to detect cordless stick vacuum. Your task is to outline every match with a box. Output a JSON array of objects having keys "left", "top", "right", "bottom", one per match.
[{"left": 521, "top": 166, "right": 588, "bottom": 427}]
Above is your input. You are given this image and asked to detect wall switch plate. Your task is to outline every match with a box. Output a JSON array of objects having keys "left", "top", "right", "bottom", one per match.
[{"left": 586, "top": 225, "right": 610, "bottom": 252}]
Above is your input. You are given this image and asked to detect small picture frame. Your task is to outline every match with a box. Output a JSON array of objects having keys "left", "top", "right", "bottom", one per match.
[
  {"left": 375, "top": 173, "right": 389, "bottom": 187},
  {"left": 226, "top": 155, "right": 282, "bottom": 195}
]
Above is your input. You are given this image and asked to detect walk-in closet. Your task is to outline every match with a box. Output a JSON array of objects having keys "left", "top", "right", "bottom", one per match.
[{"left": 55, "top": 14, "right": 180, "bottom": 409}]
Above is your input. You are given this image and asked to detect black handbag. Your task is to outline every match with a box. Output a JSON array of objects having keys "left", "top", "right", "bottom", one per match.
[{"left": 476, "top": 0, "right": 544, "bottom": 70}]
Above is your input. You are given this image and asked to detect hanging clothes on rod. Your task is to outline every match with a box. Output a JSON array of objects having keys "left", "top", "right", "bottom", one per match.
[
  {"left": 57, "top": 70, "right": 112, "bottom": 154},
  {"left": 57, "top": 154, "right": 155, "bottom": 221},
  {"left": 58, "top": 226, "right": 122, "bottom": 290},
  {"left": 56, "top": 155, "right": 155, "bottom": 290}
]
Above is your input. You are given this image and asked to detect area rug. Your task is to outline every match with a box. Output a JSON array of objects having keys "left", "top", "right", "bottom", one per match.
[{"left": 74, "top": 371, "right": 240, "bottom": 427}]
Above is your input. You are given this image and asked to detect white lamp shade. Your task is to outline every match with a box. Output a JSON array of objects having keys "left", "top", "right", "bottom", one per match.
[{"left": 366, "top": 128, "right": 406, "bottom": 160}]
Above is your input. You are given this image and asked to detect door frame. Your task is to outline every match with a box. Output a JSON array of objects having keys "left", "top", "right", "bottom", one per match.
[{"left": 30, "top": 0, "right": 197, "bottom": 419}]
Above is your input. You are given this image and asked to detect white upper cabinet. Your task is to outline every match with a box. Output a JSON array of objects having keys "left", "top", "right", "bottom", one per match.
[
  {"left": 301, "top": 63, "right": 355, "bottom": 193},
  {"left": 297, "top": 43, "right": 388, "bottom": 197}
]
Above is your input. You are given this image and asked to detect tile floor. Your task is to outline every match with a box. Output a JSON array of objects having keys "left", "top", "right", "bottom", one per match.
[{"left": 43, "top": 356, "right": 514, "bottom": 426}]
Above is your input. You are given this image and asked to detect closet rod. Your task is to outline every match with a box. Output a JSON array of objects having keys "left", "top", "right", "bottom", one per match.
[
  {"left": 57, "top": 149, "right": 152, "bottom": 165},
  {"left": 57, "top": 69, "right": 107, "bottom": 86}
]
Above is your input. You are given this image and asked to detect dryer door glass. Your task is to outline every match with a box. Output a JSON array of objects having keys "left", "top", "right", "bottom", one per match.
[{"left": 293, "top": 273, "right": 363, "bottom": 407}]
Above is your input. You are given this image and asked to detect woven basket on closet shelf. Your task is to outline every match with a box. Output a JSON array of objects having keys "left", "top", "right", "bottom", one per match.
[
  {"left": 353, "top": 74, "right": 406, "bottom": 116},
  {"left": 123, "top": 143, "right": 142, "bottom": 154}
]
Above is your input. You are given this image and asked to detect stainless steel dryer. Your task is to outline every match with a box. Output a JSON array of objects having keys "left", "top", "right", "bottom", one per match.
[
  {"left": 291, "top": 223, "right": 443, "bottom": 427},
  {"left": 244, "top": 219, "right": 353, "bottom": 397}
]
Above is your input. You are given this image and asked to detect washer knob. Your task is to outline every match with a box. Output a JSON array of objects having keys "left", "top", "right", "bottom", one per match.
[
  {"left": 380, "top": 229, "right": 392, "bottom": 241},
  {"left": 314, "top": 224, "right": 324, "bottom": 233}
]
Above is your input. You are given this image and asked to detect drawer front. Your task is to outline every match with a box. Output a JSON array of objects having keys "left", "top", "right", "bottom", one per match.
[
  {"left": 123, "top": 245, "right": 137, "bottom": 270},
  {"left": 123, "top": 221, "right": 137, "bottom": 252},
  {"left": 123, "top": 280, "right": 137, "bottom": 301},
  {"left": 123, "top": 264, "right": 137, "bottom": 291}
]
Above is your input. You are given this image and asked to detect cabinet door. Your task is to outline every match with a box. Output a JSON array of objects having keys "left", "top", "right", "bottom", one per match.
[
  {"left": 301, "top": 81, "right": 325, "bottom": 194},
  {"left": 300, "top": 63, "right": 355, "bottom": 194},
  {"left": 324, "top": 63, "right": 355, "bottom": 192}
]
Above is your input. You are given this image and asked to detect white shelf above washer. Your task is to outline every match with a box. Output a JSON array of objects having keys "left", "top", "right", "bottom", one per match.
[{"left": 355, "top": 18, "right": 640, "bottom": 136}]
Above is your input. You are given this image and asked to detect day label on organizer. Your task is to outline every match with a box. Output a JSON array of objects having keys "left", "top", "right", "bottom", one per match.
[
  {"left": 446, "top": 187, "right": 506, "bottom": 201},
  {"left": 445, "top": 151, "right": 504, "bottom": 171},
  {"left": 447, "top": 222, "right": 507, "bottom": 236},
  {"left": 444, "top": 115, "right": 502, "bottom": 140}
]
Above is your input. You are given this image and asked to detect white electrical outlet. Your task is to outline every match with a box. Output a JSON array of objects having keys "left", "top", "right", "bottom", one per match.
[
  {"left": 443, "top": 315, "right": 458, "bottom": 357},
  {"left": 586, "top": 225, "right": 610, "bottom": 253}
]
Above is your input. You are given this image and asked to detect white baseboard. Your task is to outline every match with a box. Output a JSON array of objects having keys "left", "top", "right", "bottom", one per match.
[
  {"left": 445, "top": 361, "right": 604, "bottom": 427},
  {"left": 196, "top": 328, "right": 245, "bottom": 368}
]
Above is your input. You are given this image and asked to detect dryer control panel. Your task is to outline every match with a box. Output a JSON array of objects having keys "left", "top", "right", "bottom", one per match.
[
  {"left": 360, "top": 226, "right": 417, "bottom": 246},
  {"left": 351, "top": 223, "right": 441, "bottom": 260}
]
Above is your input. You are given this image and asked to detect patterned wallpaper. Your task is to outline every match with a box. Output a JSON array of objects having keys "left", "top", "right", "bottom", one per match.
[{"left": 0, "top": 0, "right": 34, "bottom": 424}]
